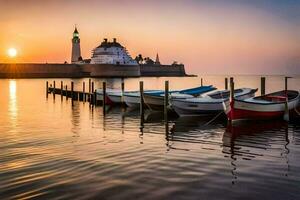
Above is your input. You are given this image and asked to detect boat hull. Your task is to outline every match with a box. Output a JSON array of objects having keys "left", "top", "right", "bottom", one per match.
[
  {"left": 227, "top": 95, "right": 300, "bottom": 121},
  {"left": 143, "top": 94, "right": 164, "bottom": 111},
  {"left": 171, "top": 89, "right": 256, "bottom": 117},
  {"left": 107, "top": 93, "right": 122, "bottom": 104},
  {"left": 172, "top": 101, "right": 225, "bottom": 116},
  {"left": 96, "top": 92, "right": 114, "bottom": 105},
  {"left": 124, "top": 94, "right": 140, "bottom": 108}
]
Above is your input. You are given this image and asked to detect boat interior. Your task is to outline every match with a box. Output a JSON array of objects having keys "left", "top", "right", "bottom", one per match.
[{"left": 254, "top": 90, "right": 299, "bottom": 103}]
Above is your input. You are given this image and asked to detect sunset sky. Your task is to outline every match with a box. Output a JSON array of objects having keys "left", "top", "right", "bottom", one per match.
[{"left": 0, "top": 0, "right": 299, "bottom": 74}]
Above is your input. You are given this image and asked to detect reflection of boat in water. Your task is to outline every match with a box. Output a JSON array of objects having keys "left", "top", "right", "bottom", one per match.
[
  {"left": 222, "top": 120, "right": 290, "bottom": 184},
  {"left": 171, "top": 115, "right": 225, "bottom": 133},
  {"left": 144, "top": 110, "right": 178, "bottom": 123}
]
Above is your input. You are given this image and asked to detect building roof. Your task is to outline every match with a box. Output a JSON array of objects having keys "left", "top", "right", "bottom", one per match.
[
  {"left": 96, "top": 38, "right": 123, "bottom": 49},
  {"left": 74, "top": 27, "right": 79, "bottom": 34}
]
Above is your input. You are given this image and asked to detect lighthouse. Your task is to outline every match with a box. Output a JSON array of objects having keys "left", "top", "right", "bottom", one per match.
[{"left": 71, "top": 26, "right": 81, "bottom": 63}]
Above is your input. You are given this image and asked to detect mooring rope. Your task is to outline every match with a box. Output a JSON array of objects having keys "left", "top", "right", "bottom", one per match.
[
  {"left": 204, "top": 90, "right": 228, "bottom": 126},
  {"left": 204, "top": 111, "right": 224, "bottom": 126},
  {"left": 294, "top": 106, "right": 300, "bottom": 116}
]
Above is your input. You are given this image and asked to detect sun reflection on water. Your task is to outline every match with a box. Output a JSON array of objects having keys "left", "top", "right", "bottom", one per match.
[{"left": 9, "top": 80, "right": 18, "bottom": 127}]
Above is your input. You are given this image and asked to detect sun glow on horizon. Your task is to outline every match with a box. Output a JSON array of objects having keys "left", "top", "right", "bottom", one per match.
[{"left": 7, "top": 48, "right": 17, "bottom": 58}]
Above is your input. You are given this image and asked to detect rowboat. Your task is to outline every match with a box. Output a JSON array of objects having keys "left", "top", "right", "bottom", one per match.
[
  {"left": 225, "top": 90, "right": 300, "bottom": 121},
  {"left": 123, "top": 90, "right": 162, "bottom": 108},
  {"left": 171, "top": 88, "right": 257, "bottom": 116},
  {"left": 96, "top": 88, "right": 119, "bottom": 105},
  {"left": 143, "top": 85, "right": 216, "bottom": 111}
]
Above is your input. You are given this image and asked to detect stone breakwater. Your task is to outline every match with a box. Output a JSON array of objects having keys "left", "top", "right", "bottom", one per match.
[{"left": 0, "top": 63, "right": 187, "bottom": 78}]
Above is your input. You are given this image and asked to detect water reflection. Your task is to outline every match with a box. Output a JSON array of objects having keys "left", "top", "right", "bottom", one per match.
[
  {"left": 223, "top": 120, "right": 290, "bottom": 184},
  {"left": 71, "top": 102, "right": 81, "bottom": 139},
  {"left": 9, "top": 80, "right": 18, "bottom": 129}
]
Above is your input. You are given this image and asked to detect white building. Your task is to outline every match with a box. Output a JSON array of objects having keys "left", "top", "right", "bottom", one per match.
[{"left": 90, "top": 38, "right": 138, "bottom": 65}]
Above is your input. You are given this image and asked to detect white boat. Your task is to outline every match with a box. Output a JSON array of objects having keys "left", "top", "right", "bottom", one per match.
[
  {"left": 171, "top": 88, "right": 257, "bottom": 117},
  {"left": 143, "top": 93, "right": 194, "bottom": 110},
  {"left": 96, "top": 88, "right": 124, "bottom": 104},
  {"left": 123, "top": 90, "right": 162, "bottom": 108},
  {"left": 143, "top": 85, "right": 216, "bottom": 111}
]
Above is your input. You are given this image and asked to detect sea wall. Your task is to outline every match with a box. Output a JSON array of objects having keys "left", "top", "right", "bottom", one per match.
[
  {"left": 80, "top": 64, "right": 140, "bottom": 77},
  {"left": 140, "top": 64, "right": 186, "bottom": 76},
  {"left": 0, "top": 63, "right": 187, "bottom": 78},
  {"left": 0, "top": 63, "right": 86, "bottom": 78}
]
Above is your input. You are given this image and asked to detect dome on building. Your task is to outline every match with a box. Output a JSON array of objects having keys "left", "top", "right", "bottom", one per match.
[{"left": 90, "top": 38, "right": 138, "bottom": 65}]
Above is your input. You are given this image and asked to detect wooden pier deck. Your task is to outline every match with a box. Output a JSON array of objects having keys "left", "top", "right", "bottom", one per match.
[{"left": 46, "top": 80, "right": 101, "bottom": 105}]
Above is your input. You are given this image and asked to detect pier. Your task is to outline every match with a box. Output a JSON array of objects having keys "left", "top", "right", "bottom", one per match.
[
  {"left": 46, "top": 76, "right": 300, "bottom": 124},
  {"left": 47, "top": 80, "right": 100, "bottom": 104}
]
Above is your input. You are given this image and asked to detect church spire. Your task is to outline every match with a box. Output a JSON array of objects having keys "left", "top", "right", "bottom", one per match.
[{"left": 155, "top": 53, "right": 160, "bottom": 65}]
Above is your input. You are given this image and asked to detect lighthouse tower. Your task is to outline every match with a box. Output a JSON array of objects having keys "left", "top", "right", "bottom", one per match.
[{"left": 71, "top": 26, "right": 81, "bottom": 63}]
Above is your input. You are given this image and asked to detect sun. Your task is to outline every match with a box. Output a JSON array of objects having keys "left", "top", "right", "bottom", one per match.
[{"left": 8, "top": 48, "right": 17, "bottom": 58}]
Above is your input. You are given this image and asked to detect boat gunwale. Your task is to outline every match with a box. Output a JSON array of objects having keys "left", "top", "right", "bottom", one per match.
[{"left": 234, "top": 90, "right": 300, "bottom": 106}]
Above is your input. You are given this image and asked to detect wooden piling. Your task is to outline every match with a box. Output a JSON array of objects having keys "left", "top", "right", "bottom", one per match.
[
  {"left": 71, "top": 81, "right": 74, "bottom": 100},
  {"left": 121, "top": 79, "right": 125, "bottom": 104},
  {"left": 60, "top": 81, "right": 63, "bottom": 99},
  {"left": 91, "top": 82, "right": 94, "bottom": 104},
  {"left": 225, "top": 78, "right": 228, "bottom": 90},
  {"left": 102, "top": 82, "right": 106, "bottom": 114},
  {"left": 285, "top": 77, "right": 288, "bottom": 91},
  {"left": 164, "top": 81, "right": 169, "bottom": 121},
  {"left": 66, "top": 85, "right": 68, "bottom": 100},
  {"left": 83, "top": 82, "right": 85, "bottom": 101},
  {"left": 200, "top": 78, "right": 203, "bottom": 86},
  {"left": 88, "top": 79, "right": 91, "bottom": 94},
  {"left": 46, "top": 81, "right": 49, "bottom": 98},
  {"left": 94, "top": 90, "right": 97, "bottom": 107},
  {"left": 261, "top": 77, "right": 266, "bottom": 96},
  {"left": 53, "top": 81, "right": 56, "bottom": 99},
  {"left": 230, "top": 77, "right": 234, "bottom": 102},
  {"left": 139, "top": 81, "right": 144, "bottom": 125}
]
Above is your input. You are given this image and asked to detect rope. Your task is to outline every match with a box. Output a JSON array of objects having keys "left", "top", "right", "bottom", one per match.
[
  {"left": 204, "top": 111, "right": 224, "bottom": 126},
  {"left": 294, "top": 106, "right": 300, "bottom": 116},
  {"left": 204, "top": 90, "right": 227, "bottom": 126}
]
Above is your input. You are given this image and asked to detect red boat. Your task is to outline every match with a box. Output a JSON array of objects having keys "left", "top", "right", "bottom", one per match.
[{"left": 225, "top": 90, "right": 300, "bottom": 121}]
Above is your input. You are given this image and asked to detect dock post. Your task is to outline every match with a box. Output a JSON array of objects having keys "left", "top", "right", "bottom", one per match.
[
  {"left": 121, "top": 78, "right": 125, "bottom": 104},
  {"left": 102, "top": 82, "right": 106, "bottom": 114},
  {"left": 66, "top": 85, "right": 68, "bottom": 100},
  {"left": 91, "top": 82, "right": 94, "bottom": 105},
  {"left": 94, "top": 89, "right": 97, "bottom": 107},
  {"left": 225, "top": 78, "right": 228, "bottom": 90},
  {"left": 139, "top": 81, "right": 144, "bottom": 127},
  {"left": 46, "top": 81, "right": 49, "bottom": 98},
  {"left": 164, "top": 81, "right": 169, "bottom": 134},
  {"left": 60, "top": 81, "right": 63, "bottom": 100},
  {"left": 89, "top": 79, "right": 91, "bottom": 93},
  {"left": 164, "top": 81, "right": 169, "bottom": 120},
  {"left": 261, "top": 77, "right": 266, "bottom": 96},
  {"left": 71, "top": 81, "right": 74, "bottom": 100},
  {"left": 53, "top": 81, "right": 56, "bottom": 99},
  {"left": 83, "top": 82, "right": 85, "bottom": 102},
  {"left": 285, "top": 77, "right": 288, "bottom": 91},
  {"left": 200, "top": 78, "right": 203, "bottom": 87},
  {"left": 230, "top": 77, "right": 234, "bottom": 102}
]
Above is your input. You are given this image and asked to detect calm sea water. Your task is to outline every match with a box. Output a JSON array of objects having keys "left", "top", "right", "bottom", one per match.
[{"left": 0, "top": 76, "right": 300, "bottom": 200}]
